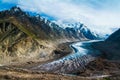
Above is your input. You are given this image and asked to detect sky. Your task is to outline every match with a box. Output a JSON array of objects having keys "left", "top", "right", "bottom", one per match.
[{"left": 0, "top": 0, "right": 120, "bottom": 34}]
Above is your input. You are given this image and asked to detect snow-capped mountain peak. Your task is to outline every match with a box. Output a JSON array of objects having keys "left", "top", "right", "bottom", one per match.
[{"left": 51, "top": 20, "right": 100, "bottom": 39}]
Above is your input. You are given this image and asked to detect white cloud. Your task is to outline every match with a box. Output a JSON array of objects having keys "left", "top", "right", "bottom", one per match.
[{"left": 2, "top": 0, "right": 120, "bottom": 34}]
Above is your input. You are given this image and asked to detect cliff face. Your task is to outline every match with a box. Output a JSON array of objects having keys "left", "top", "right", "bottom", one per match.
[
  {"left": 93, "top": 29, "right": 120, "bottom": 60},
  {"left": 0, "top": 7, "right": 98, "bottom": 64}
]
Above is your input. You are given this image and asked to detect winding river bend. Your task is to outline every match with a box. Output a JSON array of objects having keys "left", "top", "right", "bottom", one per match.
[{"left": 32, "top": 40, "right": 102, "bottom": 74}]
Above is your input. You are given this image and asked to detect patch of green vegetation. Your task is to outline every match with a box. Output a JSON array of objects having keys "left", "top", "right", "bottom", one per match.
[
  {"left": 103, "top": 77, "right": 111, "bottom": 80},
  {"left": 0, "top": 17, "right": 37, "bottom": 39},
  {"left": 16, "top": 24, "right": 37, "bottom": 38},
  {"left": 12, "top": 20, "right": 37, "bottom": 39}
]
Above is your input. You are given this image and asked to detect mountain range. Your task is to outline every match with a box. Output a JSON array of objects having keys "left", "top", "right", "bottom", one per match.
[
  {"left": 0, "top": 6, "right": 99, "bottom": 64},
  {"left": 0, "top": 6, "right": 120, "bottom": 80}
]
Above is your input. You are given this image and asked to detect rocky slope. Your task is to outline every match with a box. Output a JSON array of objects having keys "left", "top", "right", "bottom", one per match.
[
  {"left": 92, "top": 28, "right": 120, "bottom": 60},
  {"left": 0, "top": 6, "right": 98, "bottom": 64}
]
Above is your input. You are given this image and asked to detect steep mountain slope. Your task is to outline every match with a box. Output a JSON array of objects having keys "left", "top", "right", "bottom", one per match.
[
  {"left": 92, "top": 28, "right": 120, "bottom": 60},
  {"left": 0, "top": 6, "right": 98, "bottom": 64},
  {"left": 0, "top": 7, "right": 53, "bottom": 64},
  {"left": 106, "top": 29, "right": 120, "bottom": 42}
]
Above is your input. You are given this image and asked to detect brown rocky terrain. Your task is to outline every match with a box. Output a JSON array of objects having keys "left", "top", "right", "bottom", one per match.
[
  {"left": 0, "top": 57, "right": 120, "bottom": 80},
  {"left": 0, "top": 42, "right": 103, "bottom": 80},
  {"left": 0, "top": 41, "right": 118, "bottom": 80},
  {"left": 0, "top": 68, "right": 107, "bottom": 80},
  {"left": 80, "top": 58, "right": 120, "bottom": 76},
  {"left": 0, "top": 41, "right": 119, "bottom": 80}
]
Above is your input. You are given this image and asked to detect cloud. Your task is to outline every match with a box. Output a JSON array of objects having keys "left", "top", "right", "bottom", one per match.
[{"left": 0, "top": 0, "right": 120, "bottom": 34}]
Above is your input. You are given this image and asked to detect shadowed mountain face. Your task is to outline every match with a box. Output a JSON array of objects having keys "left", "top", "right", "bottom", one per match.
[
  {"left": 106, "top": 29, "right": 120, "bottom": 42},
  {"left": 0, "top": 6, "right": 98, "bottom": 64},
  {"left": 92, "top": 29, "right": 120, "bottom": 60}
]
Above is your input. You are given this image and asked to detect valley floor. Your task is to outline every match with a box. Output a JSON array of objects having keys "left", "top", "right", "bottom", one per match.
[
  {"left": 0, "top": 41, "right": 120, "bottom": 80},
  {"left": 0, "top": 59, "right": 120, "bottom": 80},
  {"left": 0, "top": 68, "right": 107, "bottom": 80}
]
